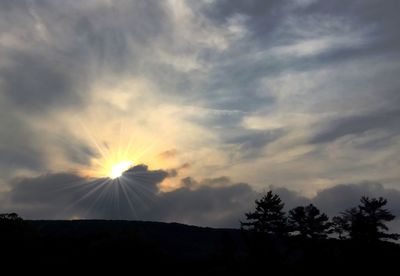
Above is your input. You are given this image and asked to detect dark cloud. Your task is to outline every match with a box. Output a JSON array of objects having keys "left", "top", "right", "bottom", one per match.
[
  {"left": 203, "top": 0, "right": 284, "bottom": 41},
  {"left": 272, "top": 187, "right": 309, "bottom": 210},
  {"left": 3, "top": 167, "right": 256, "bottom": 227},
  {"left": 222, "top": 128, "right": 285, "bottom": 161},
  {"left": 155, "top": 180, "right": 255, "bottom": 227},
  {"left": 59, "top": 140, "right": 97, "bottom": 166},
  {"left": 224, "top": 128, "right": 283, "bottom": 150},
  {"left": 310, "top": 109, "right": 400, "bottom": 144},
  {"left": 0, "top": 52, "right": 84, "bottom": 112},
  {"left": 313, "top": 182, "right": 400, "bottom": 218},
  {"left": 289, "top": 0, "right": 400, "bottom": 58},
  {"left": 302, "top": 0, "right": 400, "bottom": 42},
  {"left": 122, "top": 164, "right": 168, "bottom": 194},
  {"left": 273, "top": 182, "right": 400, "bottom": 234},
  {"left": 0, "top": 107, "right": 98, "bottom": 177},
  {"left": 201, "top": 86, "right": 276, "bottom": 113},
  {"left": 274, "top": 182, "right": 400, "bottom": 232},
  {"left": 0, "top": 111, "right": 46, "bottom": 175},
  {"left": 4, "top": 164, "right": 168, "bottom": 219},
  {"left": 3, "top": 167, "right": 400, "bottom": 232},
  {"left": 205, "top": 0, "right": 282, "bottom": 19},
  {"left": 187, "top": 108, "right": 284, "bottom": 161}
]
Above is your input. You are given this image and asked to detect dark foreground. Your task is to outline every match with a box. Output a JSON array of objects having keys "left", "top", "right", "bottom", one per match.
[{"left": 2, "top": 219, "right": 400, "bottom": 274}]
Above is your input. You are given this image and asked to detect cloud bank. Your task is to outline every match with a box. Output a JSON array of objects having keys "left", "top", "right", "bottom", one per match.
[{"left": 3, "top": 165, "right": 400, "bottom": 232}]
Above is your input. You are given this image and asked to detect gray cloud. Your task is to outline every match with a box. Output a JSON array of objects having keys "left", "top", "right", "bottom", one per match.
[
  {"left": 3, "top": 165, "right": 400, "bottom": 233},
  {"left": 4, "top": 165, "right": 168, "bottom": 219},
  {"left": 59, "top": 140, "right": 97, "bottom": 166},
  {"left": 222, "top": 128, "right": 285, "bottom": 161},
  {"left": 0, "top": 0, "right": 170, "bottom": 113},
  {"left": 310, "top": 108, "right": 400, "bottom": 144},
  {"left": 154, "top": 180, "right": 255, "bottom": 227},
  {"left": 273, "top": 182, "right": 400, "bottom": 234},
  {"left": 3, "top": 166, "right": 256, "bottom": 228},
  {"left": 203, "top": 0, "right": 284, "bottom": 42},
  {"left": 0, "top": 110, "right": 46, "bottom": 175},
  {"left": 204, "top": 0, "right": 283, "bottom": 19},
  {"left": 274, "top": 182, "right": 400, "bottom": 231},
  {"left": 313, "top": 182, "right": 400, "bottom": 218},
  {"left": 0, "top": 52, "right": 83, "bottom": 112},
  {"left": 180, "top": 0, "right": 400, "bottom": 168}
]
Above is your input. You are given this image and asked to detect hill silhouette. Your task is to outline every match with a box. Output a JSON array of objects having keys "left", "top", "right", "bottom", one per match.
[{"left": 1, "top": 218, "right": 400, "bottom": 274}]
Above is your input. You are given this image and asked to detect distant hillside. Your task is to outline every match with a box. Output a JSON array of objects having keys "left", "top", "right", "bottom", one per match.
[
  {"left": 29, "top": 220, "right": 247, "bottom": 261},
  {"left": 1, "top": 219, "right": 400, "bottom": 274}
]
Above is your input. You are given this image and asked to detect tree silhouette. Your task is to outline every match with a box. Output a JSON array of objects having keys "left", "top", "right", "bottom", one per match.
[
  {"left": 241, "top": 191, "right": 288, "bottom": 236},
  {"left": 331, "top": 215, "right": 350, "bottom": 240},
  {"left": 336, "top": 197, "right": 399, "bottom": 242},
  {"left": 0, "top": 212, "right": 34, "bottom": 242},
  {"left": 359, "top": 197, "right": 399, "bottom": 241},
  {"left": 288, "top": 204, "right": 331, "bottom": 239},
  {"left": 0, "top": 213, "right": 26, "bottom": 232},
  {"left": 0, "top": 213, "right": 23, "bottom": 222}
]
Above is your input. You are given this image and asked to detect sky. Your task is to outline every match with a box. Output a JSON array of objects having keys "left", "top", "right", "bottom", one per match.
[{"left": 1, "top": 0, "right": 400, "bottom": 229}]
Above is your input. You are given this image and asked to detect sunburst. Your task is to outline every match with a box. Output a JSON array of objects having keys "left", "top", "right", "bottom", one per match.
[
  {"left": 77, "top": 120, "right": 155, "bottom": 179},
  {"left": 50, "top": 120, "right": 161, "bottom": 218},
  {"left": 110, "top": 160, "right": 133, "bottom": 179}
]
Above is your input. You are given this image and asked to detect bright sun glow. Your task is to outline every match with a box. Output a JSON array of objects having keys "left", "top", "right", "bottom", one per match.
[
  {"left": 76, "top": 120, "right": 165, "bottom": 180},
  {"left": 110, "top": 160, "right": 133, "bottom": 179}
]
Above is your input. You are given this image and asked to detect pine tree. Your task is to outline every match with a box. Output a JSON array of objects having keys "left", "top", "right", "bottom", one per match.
[
  {"left": 241, "top": 191, "right": 288, "bottom": 236},
  {"left": 288, "top": 204, "right": 331, "bottom": 239},
  {"left": 336, "top": 197, "right": 399, "bottom": 242},
  {"left": 332, "top": 215, "right": 350, "bottom": 240}
]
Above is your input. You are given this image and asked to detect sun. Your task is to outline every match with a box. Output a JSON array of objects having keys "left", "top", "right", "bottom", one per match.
[
  {"left": 110, "top": 160, "right": 133, "bottom": 179},
  {"left": 76, "top": 120, "right": 161, "bottom": 179}
]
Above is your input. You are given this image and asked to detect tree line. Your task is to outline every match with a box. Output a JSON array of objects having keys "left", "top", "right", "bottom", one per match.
[
  {"left": 241, "top": 191, "right": 399, "bottom": 242},
  {"left": 1, "top": 191, "right": 399, "bottom": 243}
]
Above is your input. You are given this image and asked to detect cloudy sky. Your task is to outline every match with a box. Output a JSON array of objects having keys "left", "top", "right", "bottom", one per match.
[{"left": 1, "top": 0, "right": 399, "bottom": 229}]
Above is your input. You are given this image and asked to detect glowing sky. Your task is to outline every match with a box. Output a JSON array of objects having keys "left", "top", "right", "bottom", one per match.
[{"left": 1, "top": 0, "right": 400, "bottom": 227}]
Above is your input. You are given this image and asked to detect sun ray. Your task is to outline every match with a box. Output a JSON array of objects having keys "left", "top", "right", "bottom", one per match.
[
  {"left": 119, "top": 177, "right": 152, "bottom": 210},
  {"left": 123, "top": 176, "right": 158, "bottom": 205},
  {"left": 83, "top": 179, "right": 114, "bottom": 218},
  {"left": 64, "top": 178, "right": 110, "bottom": 212},
  {"left": 63, "top": 118, "right": 173, "bottom": 219},
  {"left": 78, "top": 119, "right": 110, "bottom": 161},
  {"left": 119, "top": 180, "right": 138, "bottom": 218},
  {"left": 50, "top": 177, "right": 93, "bottom": 193},
  {"left": 117, "top": 120, "right": 124, "bottom": 161}
]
